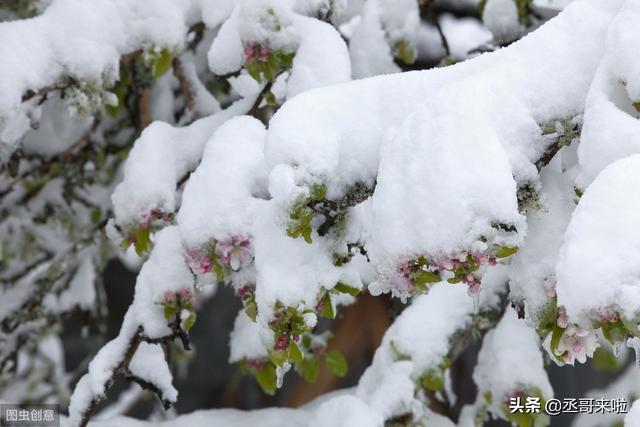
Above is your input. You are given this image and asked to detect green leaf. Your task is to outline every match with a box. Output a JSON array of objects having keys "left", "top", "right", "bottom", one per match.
[
  {"left": 296, "top": 357, "right": 320, "bottom": 383},
  {"left": 182, "top": 311, "right": 197, "bottom": 332},
  {"left": 269, "top": 348, "right": 288, "bottom": 367},
  {"left": 134, "top": 227, "right": 151, "bottom": 256},
  {"left": 256, "top": 362, "right": 277, "bottom": 395},
  {"left": 164, "top": 305, "right": 175, "bottom": 321},
  {"left": 245, "top": 300, "right": 258, "bottom": 321},
  {"left": 421, "top": 368, "right": 445, "bottom": 392},
  {"left": 549, "top": 322, "right": 566, "bottom": 363},
  {"left": 210, "top": 244, "right": 225, "bottom": 282},
  {"left": 325, "top": 350, "right": 348, "bottom": 378},
  {"left": 90, "top": 207, "right": 102, "bottom": 224},
  {"left": 592, "top": 346, "right": 623, "bottom": 372},
  {"left": 152, "top": 48, "right": 173, "bottom": 78},
  {"left": 634, "top": 101, "right": 640, "bottom": 113},
  {"left": 494, "top": 246, "right": 518, "bottom": 258},
  {"left": 333, "top": 282, "right": 360, "bottom": 297},
  {"left": 601, "top": 320, "right": 627, "bottom": 345},
  {"left": 413, "top": 270, "right": 441, "bottom": 286},
  {"left": 288, "top": 340, "right": 304, "bottom": 363},
  {"left": 319, "top": 292, "right": 335, "bottom": 319},
  {"left": 394, "top": 39, "right": 415, "bottom": 65}
]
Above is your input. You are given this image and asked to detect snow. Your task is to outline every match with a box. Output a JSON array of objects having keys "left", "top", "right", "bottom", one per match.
[
  {"left": 482, "top": 0, "right": 522, "bottom": 44},
  {"left": 626, "top": 400, "right": 640, "bottom": 427},
  {"left": 556, "top": 154, "right": 640, "bottom": 323},
  {"left": 472, "top": 308, "right": 553, "bottom": 418},
  {"left": 129, "top": 342, "right": 178, "bottom": 404},
  {"left": 266, "top": 0, "right": 619, "bottom": 206},
  {"left": 131, "top": 227, "right": 194, "bottom": 339},
  {"left": 357, "top": 269, "right": 507, "bottom": 420},
  {"left": 367, "top": 91, "right": 524, "bottom": 296},
  {"left": 308, "top": 395, "right": 383, "bottom": 427},
  {"left": 208, "top": 1, "right": 350, "bottom": 98},
  {"left": 178, "top": 116, "right": 267, "bottom": 251},
  {"left": 509, "top": 157, "right": 576, "bottom": 323},
  {"left": 229, "top": 310, "right": 267, "bottom": 363},
  {"left": 576, "top": 0, "right": 640, "bottom": 189},
  {"left": 0, "top": 0, "right": 204, "bottom": 156},
  {"left": 111, "top": 98, "right": 254, "bottom": 229}
]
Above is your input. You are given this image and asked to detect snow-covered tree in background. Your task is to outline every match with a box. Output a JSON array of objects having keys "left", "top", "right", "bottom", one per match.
[{"left": 2, "top": 0, "right": 640, "bottom": 426}]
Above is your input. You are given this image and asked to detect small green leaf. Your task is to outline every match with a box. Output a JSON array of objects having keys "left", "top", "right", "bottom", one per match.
[
  {"left": 90, "top": 207, "right": 102, "bottom": 224},
  {"left": 421, "top": 368, "right": 445, "bottom": 392},
  {"left": 153, "top": 48, "right": 173, "bottom": 78},
  {"left": 296, "top": 357, "right": 320, "bottom": 383},
  {"left": 134, "top": 227, "right": 151, "bottom": 256},
  {"left": 549, "top": 322, "right": 566, "bottom": 363},
  {"left": 256, "top": 362, "right": 277, "bottom": 395},
  {"left": 288, "top": 340, "right": 304, "bottom": 363},
  {"left": 320, "top": 292, "right": 335, "bottom": 319},
  {"left": 494, "top": 246, "right": 518, "bottom": 258},
  {"left": 164, "top": 305, "right": 175, "bottom": 321},
  {"left": 269, "top": 348, "right": 288, "bottom": 367},
  {"left": 245, "top": 300, "right": 258, "bottom": 321},
  {"left": 182, "top": 311, "right": 197, "bottom": 332},
  {"left": 333, "top": 282, "right": 360, "bottom": 297},
  {"left": 413, "top": 270, "right": 441, "bottom": 286},
  {"left": 325, "top": 350, "right": 348, "bottom": 378}
]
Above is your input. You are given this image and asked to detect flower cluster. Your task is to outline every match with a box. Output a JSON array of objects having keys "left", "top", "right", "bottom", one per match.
[
  {"left": 159, "top": 287, "right": 197, "bottom": 332},
  {"left": 120, "top": 208, "right": 174, "bottom": 256},
  {"left": 554, "top": 325, "right": 599, "bottom": 365},
  {"left": 243, "top": 41, "right": 295, "bottom": 83},
  {"left": 396, "top": 247, "right": 510, "bottom": 297},
  {"left": 236, "top": 284, "right": 258, "bottom": 321},
  {"left": 184, "top": 236, "right": 254, "bottom": 280},
  {"left": 244, "top": 42, "right": 270, "bottom": 62}
]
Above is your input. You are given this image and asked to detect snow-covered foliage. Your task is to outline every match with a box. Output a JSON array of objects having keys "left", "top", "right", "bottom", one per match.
[{"left": 3, "top": 0, "right": 640, "bottom": 426}]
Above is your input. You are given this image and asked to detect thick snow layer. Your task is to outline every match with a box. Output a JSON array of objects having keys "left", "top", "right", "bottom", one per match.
[
  {"left": 473, "top": 308, "right": 553, "bottom": 415},
  {"left": 308, "top": 395, "right": 383, "bottom": 427},
  {"left": 557, "top": 155, "right": 640, "bottom": 322},
  {"left": 252, "top": 202, "right": 342, "bottom": 322},
  {"left": 576, "top": 1, "right": 640, "bottom": 189},
  {"left": 178, "top": 116, "right": 267, "bottom": 250},
  {"left": 265, "top": 0, "right": 619, "bottom": 205},
  {"left": 131, "top": 227, "right": 194, "bottom": 339},
  {"left": 509, "top": 158, "right": 576, "bottom": 322},
  {"left": 129, "top": 342, "right": 177, "bottom": 403},
  {"left": 368, "top": 94, "right": 523, "bottom": 293},
  {"left": 112, "top": 98, "right": 253, "bottom": 228}
]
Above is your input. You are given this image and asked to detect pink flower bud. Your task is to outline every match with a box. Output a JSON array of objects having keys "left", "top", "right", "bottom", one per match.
[
  {"left": 243, "top": 43, "right": 254, "bottom": 60},
  {"left": 163, "top": 291, "right": 174, "bottom": 302},
  {"left": 259, "top": 46, "right": 269, "bottom": 62},
  {"left": 274, "top": 335, "right": 288, "bottom": 351},
  {"left": 488, "top": 258, "right": 497, "bottom": 266}
]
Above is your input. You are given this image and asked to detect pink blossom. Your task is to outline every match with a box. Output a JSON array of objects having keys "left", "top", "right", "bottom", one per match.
[
  {"left": 163, "top": 291, "right": 174, "bottom": 303},
  {"left": 243, "top": 42, "right": 255, "bottom": 60},
  {"left": 488, "top": 257, "right": 497, "bottom": 266},
  {"left": 556, "top": 306, "right": 568, "bottom": 328},
  {"left": 179, "top": 287, "right": 191, "bottom": 299},
  {"left": 139, "top": 211, "right": 152, "bottom": 229},
  {"left": 590, "top": 307, "right": 619, "bottom": 324},
  {"left": 274, "top": 335, "right": 288, "bottom": 351},
  {"left": 218, "top": 236, "right": 253, "bottom": 271},
  {"left": 546, "top": 286, "right": 557, "bottom": 299},
  {"left": 259, "top": 46, "right": 270, "bottom": 62},
  {"left": 555, "top": 325, "right": 599, "bottom": 365},
  {"left": 468, "top": 281, "right": 481, "bottom": 295}
]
